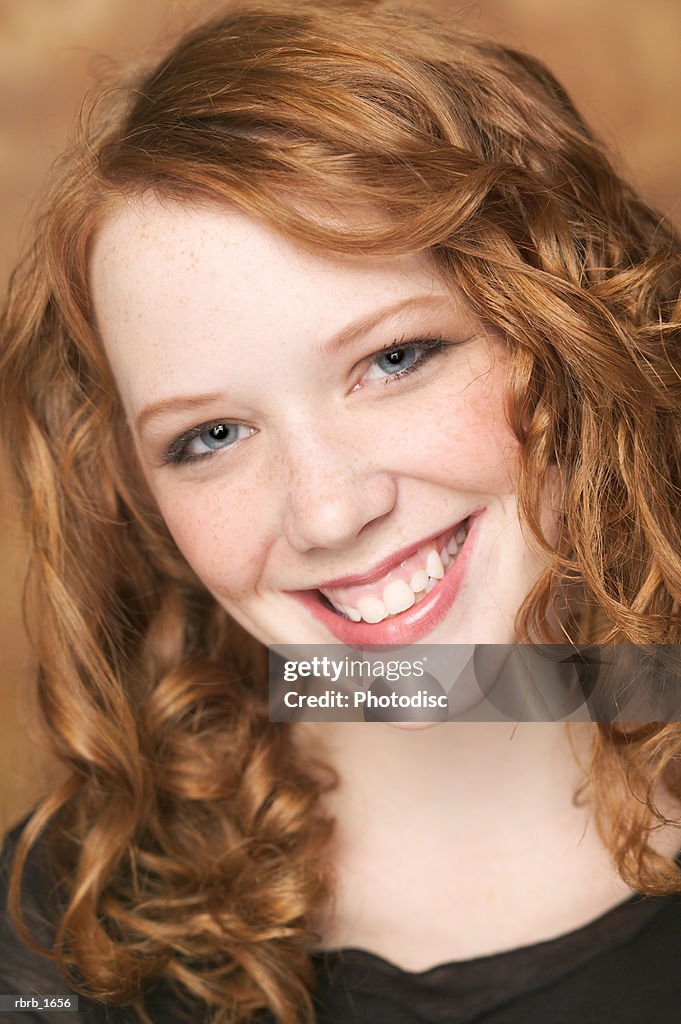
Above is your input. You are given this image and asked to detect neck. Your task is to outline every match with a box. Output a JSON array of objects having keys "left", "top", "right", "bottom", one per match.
[
  {"left": 294, "top": 719, "right": 591, "bottom": 818},
  {"left": 292, "top": 721, "right": 647, "bottom": 967}
]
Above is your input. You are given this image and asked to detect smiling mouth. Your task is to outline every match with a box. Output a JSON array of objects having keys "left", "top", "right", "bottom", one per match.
[{"left": 314, "top": 518, "right": 471, "bottom": 625}]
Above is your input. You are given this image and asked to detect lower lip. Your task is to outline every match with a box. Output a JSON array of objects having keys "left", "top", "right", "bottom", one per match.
[{"left": 290, "top": 512, "right": 482, "bottom": 645}]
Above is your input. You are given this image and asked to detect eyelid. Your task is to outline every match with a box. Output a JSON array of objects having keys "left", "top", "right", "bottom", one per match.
[
  {"left": 359, "top": 333, "right": 452, "bottom": 386},
  {"left": 162, "top": 419, "right": 254, "bottom": 465}
]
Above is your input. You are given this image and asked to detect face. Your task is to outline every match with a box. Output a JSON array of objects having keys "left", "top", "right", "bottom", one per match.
[{"left": 90, "top": 196, "right": 559, "bottom": 653}]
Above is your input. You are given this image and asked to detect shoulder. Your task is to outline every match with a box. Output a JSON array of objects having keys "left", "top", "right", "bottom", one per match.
[
  {"left": 0, "top": 813, "right": 64, "bottom": 982},
  {"left": 0, "top": 813, "right": 115, "bottom": 1022},
  {"left": 0, "top": 815, "right": 209, "bottom": 1024}
]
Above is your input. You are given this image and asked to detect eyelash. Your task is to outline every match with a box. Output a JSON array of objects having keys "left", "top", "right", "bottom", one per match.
[
  {"left": 162, "top": 333, "right": 451, "bottom": 465},
  {"left": 368, "top": 333, "right": 449, "bottom": 386}
]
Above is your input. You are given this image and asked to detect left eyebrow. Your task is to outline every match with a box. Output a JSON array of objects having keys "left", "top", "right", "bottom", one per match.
[{"left": 317, "top": 294, "right": 455, "bottom": 355}]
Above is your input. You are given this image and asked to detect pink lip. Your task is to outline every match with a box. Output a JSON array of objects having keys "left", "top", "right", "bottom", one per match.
[
  {"left": 310, "top": 515, "right": 472, "bottom": 590},
  {"left": 290, "top": 510, "right": 483, "bottom": 645}
]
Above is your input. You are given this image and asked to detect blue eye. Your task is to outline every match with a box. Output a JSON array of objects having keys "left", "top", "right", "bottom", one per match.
[
  {"left": 198, "top": 423, "right": 240, "bottom": 450},
  {"left": 363, "top": 336, "right": 448, "bottom": 384},
  {"left": 374, "top": 346, "right": 419, "bottom": 375},
  {"left": 164, "top": 421, "right": 252, "bottom": 464}
]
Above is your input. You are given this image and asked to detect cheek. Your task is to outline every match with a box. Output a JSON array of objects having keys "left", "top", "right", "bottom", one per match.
[
  {"left": 152, "top": 472, "right": 273, "bottom": 601},
  {"left": 384, "top": 356, "right": 520, "bottom": 494}
]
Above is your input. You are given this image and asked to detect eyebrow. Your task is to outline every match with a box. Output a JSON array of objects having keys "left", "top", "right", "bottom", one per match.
[
  {"left": 135, "top": 292, "right": 454, "bottom": 435},
  {"left": 136, "top": 391, "right": 228, "bottom": 436},
  {"left": 316, "top": 292, "right": 454, "bottom": 355}
]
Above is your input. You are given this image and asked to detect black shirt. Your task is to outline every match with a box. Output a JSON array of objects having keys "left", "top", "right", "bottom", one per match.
[{"left": 2, "top": 816, "right": 681, "bottom": 1023}]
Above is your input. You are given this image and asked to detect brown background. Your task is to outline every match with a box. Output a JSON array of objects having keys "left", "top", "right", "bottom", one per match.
[{"left": 1, "top": 0, "right": 680, "bottom": 835}]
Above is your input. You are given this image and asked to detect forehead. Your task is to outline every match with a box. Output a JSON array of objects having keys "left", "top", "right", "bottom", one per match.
[
  {"left": 88, "top": 196, "right": 455, "bottom": 408},
  {"left": 89, "top": 194, "right": 443, "bottom": 319}
]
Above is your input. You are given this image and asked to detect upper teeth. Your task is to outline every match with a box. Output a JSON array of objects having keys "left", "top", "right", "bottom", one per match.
[
  {"left": 320, "top": 521, "right": 469, "bottom": 624},
  {"left": 409, "top": 569, "right": 427, "bottom": 592},
  {"left": 425, "top": 549, "right": 445, "bottom": 579}
]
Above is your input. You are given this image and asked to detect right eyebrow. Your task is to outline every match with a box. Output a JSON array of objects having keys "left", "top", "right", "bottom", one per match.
[{"left": 136, "top": 392, "right": 226, "bottom": 436}]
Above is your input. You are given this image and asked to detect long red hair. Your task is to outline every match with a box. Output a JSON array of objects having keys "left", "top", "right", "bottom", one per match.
[{"left": 2, "top": 2, "right": 681, "bottom": 1021}]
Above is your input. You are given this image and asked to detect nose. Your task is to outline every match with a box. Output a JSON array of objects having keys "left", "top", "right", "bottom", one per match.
[{"left": 281, "top": 425, "right": 397, "bottom": 552}]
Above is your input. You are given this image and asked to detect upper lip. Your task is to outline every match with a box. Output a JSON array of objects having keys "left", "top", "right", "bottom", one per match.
[{"left": 296, "top": 514, "right": 473, "bottom": 591}]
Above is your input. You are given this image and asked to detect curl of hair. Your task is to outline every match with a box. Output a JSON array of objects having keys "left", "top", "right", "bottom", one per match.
[{"left": 2, "top": 1, "right": 681, "bottom": 1020}]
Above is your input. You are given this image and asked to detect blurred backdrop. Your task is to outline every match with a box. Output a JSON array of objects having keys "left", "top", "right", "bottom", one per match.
[{"left": 1, "top": 0, "right": 680, "bottom": 834}]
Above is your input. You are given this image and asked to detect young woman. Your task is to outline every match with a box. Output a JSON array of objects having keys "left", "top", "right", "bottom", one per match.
[{"left": 1, "top": 2, "right": 681, "bottom": 1021}]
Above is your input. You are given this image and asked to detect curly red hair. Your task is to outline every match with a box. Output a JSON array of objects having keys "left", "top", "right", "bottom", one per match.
[{"left": 2, "top": 1, "right": 681, "bottom": 1021}]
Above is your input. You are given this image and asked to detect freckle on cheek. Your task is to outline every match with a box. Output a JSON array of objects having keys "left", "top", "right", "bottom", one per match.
[{"left": 160, "top": 489, "right": 264, "bottom": 598}]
